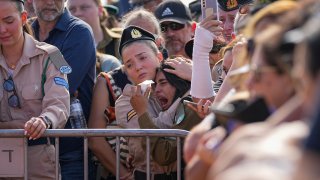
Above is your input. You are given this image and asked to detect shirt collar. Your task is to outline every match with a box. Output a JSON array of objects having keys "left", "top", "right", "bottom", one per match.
[
  {"left": 0, "top": 33, "right": 43, "bottom": 71},
  {"left": 54, "top": 8, "right": 71, "bottom": 32},
  {"left": 23, "top": 33, "right": 43, "bottom": 58},
  {"left": 32, "top": 8, "right": 70, "bottom": 34}
]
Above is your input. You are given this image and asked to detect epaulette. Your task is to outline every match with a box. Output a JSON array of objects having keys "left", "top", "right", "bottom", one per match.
[{"left": 37, "top": 43, "right": 72, "bottom": 74}]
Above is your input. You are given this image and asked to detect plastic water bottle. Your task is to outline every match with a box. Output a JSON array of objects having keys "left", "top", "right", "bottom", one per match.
[{"left": 69, "top": 98, "right": 87, "bottom": 129}]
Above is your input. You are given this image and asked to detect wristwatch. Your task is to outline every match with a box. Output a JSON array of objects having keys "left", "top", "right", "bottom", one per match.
[{"left": 42, "top": 116, "right": 52, "bottom": 129}]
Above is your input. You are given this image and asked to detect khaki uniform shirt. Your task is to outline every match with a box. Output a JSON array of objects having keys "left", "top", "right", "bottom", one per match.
[
  {"left": 0, "top": 33, "right": 70, "bottom": 128},
  {"left": 115, "top": 84, "right": 177, "bottom": 173}
]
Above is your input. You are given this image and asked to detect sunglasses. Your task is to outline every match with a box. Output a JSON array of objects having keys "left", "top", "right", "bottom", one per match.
[
  {"left": 3, "top": 76, "right": 21, "bottom": 108},
  {"left": 250, "top": 65, "right": 277, "bottom": 82},
  {"left": 210, "top": 43, "right": 226, "bottom": 54},
  {"left": 160, "top": 22, "right": 185, "bottom": 33}
]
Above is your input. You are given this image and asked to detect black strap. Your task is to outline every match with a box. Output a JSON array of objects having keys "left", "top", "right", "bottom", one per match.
[
  {"left": 41, "top": 57, "right": 50, "bottom": 97},
  {"left": 28, "top": 137, "right": 54, "bottom": 146}
]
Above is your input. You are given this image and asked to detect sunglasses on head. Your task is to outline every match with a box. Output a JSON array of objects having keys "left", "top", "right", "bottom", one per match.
[
  {"left": 3, "top": 76, "right": 21, "bottom": 108},
  {"left": 160, "top": 22, "right": 185, "bottom": 33}
]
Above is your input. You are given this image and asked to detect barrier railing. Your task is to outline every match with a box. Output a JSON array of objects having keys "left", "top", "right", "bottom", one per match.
[{"left": 0, "top": 129, "right": 189, "bottom": 180}]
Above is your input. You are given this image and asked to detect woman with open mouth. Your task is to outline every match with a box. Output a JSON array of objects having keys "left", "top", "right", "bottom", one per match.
[{"left": 130, "top": 62, "right": 202, "bottom": 167}]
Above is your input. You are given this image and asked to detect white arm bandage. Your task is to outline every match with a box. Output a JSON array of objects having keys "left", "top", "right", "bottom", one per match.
[{"left": 191, "top": 26, "right": 216, "bottom": 98}]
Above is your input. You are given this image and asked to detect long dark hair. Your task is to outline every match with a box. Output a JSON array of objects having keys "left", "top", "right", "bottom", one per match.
[{"left": 157, "top": 62, "right": 191, "bottom": 102}]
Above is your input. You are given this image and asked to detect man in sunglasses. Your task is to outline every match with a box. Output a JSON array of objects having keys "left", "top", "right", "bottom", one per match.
[{"left": 155, "top": 0, "right": 194, "bottom": 58}]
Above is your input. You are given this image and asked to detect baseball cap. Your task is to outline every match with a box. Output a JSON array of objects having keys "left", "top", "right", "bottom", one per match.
[
  {"left": 154, "top": 0, "right": 192, "bottom": 24},
  {"left": 16, "top": 0, "right": 24, "bottom": 4},
  {"left": 103, "top": 5, "right": 119, "bottom": 16},
  {"left": 119, "top": 26, "right": 156, "bottom": 56}
]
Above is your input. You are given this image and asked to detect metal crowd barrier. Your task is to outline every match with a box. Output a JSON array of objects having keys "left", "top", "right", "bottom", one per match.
[{"left": 0, "top": 129, "right": 189, "bottom": 180}]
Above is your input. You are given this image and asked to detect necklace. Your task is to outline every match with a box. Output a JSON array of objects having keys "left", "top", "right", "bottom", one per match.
[
  {"left": 6, "top": 62, "right": 17, "bottom": 70},
  {"left": 8, "top": 64, "right": 16, "bottom": 70}
]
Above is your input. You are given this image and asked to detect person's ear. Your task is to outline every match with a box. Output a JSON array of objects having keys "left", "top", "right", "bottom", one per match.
[
  {"left": 98, "top": 6, "right": 104, "bottom": 17},
  {"left": 157, "top": 51, "right": 163, "bottom": 62},
  {"left": 21, "top": 11, "right": 28, "bottom": 25},
  {"left": 155, "top": 35, "right": 165, "bottom": 48}
]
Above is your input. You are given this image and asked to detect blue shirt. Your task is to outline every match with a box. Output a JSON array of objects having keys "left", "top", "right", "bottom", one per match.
[
  {"left": 32, "top": 9, "right": 95, "bottom": 120},
  {"left": 32, "top": 9, "right": 96, "bottom": 154}
]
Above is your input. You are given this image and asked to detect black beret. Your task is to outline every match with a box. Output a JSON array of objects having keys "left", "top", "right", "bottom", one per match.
[
  {"left": 119, "top": 26, "right": 156, "bottom": 57},
  {"left": 218, "top": 0, "right": 253, "bottom": 11}
]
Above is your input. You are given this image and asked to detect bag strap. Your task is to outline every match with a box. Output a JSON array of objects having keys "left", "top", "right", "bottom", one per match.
[{"left": 41, "top": 57, "right": 50, "bottom": 97}]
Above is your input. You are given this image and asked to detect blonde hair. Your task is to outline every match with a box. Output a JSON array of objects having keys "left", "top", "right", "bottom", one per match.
[{"left": 244, "top": 0, "right": 298, "bottom": 38}]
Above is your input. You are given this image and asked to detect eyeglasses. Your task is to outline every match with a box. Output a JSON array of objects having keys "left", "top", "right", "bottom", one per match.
[
  {"left": 3, "top": 76, "right": 21, "bottom": 108},
  {"left": 160, "top": 22, "right": 185, "bottom": 33},
  {"left": 250, "top": 65, "right": 277, "bottom": 82},
  {"left": 210, "top": 43, "right": 226, "bottom": 54}
]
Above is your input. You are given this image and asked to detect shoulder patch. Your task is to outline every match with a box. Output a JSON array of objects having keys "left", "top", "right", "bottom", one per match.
[
  {"left": 49, "top": 51, "right": 72, "bottom": 74},
  {"left": 54, "top": 77, "right": 69, "bottom": 89},
  {"left": 127, "top": 109, "right": 137, "bottom": 122},
  {"left": 60, "top": 65, "right": 72, "bottom": 74},
  {"left": 37, "top": 43, "right": 72, "bottom": 74}
]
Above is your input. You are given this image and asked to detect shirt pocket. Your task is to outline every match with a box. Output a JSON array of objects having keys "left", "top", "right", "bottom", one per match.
[{"left": 21, "top": 84, "right": 42, "bottom": 116}]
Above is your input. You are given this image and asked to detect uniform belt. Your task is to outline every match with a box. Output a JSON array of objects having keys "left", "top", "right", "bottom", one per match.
[
  {"left": 28, "top": 137, "right": 54, "bottom": 146},
  {"left": 134, "top": 170, "right": 178, "bottom": 180}
]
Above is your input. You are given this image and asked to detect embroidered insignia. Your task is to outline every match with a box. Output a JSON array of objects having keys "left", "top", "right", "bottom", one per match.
[
  {"left": 131, "top": 29, "right": 142, "bottom": 39},
  {"left": 59, "top": 65, "right": 72, "bottom": 74},
  {"left": 54, "top": 77, "right": 69, "bottom": 89},
  {"left": 127, "top": 109, "right": 137, "bottom": 122},
  {"left": 227, "top": 0, "right": 238, "bottom": 10}
]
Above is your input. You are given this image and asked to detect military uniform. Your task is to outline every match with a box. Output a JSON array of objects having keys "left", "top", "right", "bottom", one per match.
[
  {"left": 0, "top": 33, "right": 70, "bottom": 179},
  {"left": 115, "top": 84, "right": 178, "bottom": 177}
]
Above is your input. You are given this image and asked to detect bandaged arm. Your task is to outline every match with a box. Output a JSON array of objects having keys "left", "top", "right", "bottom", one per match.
[{"left": 191, "top": 26, "right": 216, "bottom": 99}]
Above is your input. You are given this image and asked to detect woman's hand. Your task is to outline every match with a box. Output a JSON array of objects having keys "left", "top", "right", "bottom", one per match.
[
  {"left": 200, "top": 14, "right": 223, "bottom": 37},
  {"left": 24, "top": 117, "right": 47, "bottom": 140},
  {"left": 186, "top": 99, "right": 213, "bottom": 119},
  {"left": 164, "top": 57, "right": 192, "bottom": 81},
  {"left": 130, "top": 85, "right": 151, "bottom": 116}
]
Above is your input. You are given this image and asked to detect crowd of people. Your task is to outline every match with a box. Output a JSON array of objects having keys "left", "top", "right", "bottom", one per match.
[{"left": 1, "top": 0, "right": 320, "bottom": 179}]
